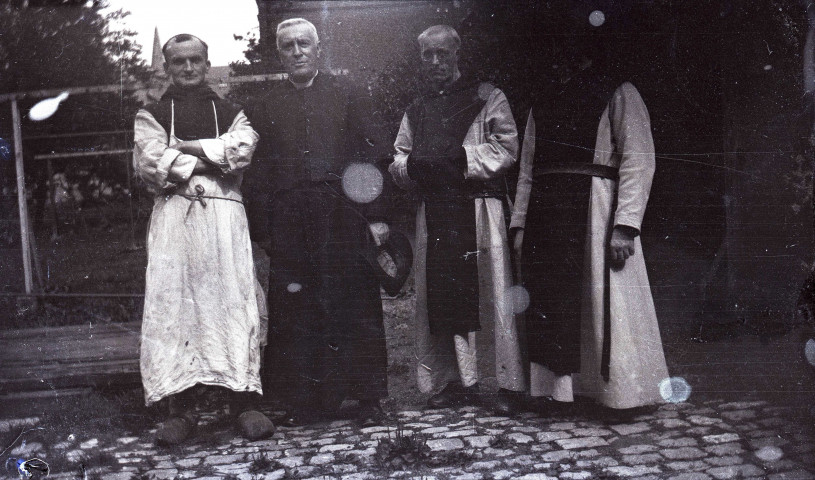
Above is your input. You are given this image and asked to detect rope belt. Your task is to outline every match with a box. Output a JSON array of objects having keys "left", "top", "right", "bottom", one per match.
[
  {"left": 171, "top": 184, "right": 243, "bottom": 216},
  {"left": 535, "top": 163, "right": 619, "bottom": 181}
]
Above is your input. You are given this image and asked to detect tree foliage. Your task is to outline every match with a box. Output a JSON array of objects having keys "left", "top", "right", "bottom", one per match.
[
  {"left": 0, "top": 0, "right": 153, "bottom": 225},
  {"left": 0, "top": 0, "right": 151, "bottom": 135}
]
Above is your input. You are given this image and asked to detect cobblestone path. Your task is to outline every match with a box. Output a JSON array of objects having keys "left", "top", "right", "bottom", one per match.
[{"left": 3, "top": 399, "right": 814, "bottom": 480}]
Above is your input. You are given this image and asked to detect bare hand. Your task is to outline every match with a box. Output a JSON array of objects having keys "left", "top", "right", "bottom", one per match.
[
  {"left": 369, "top": 222, "right": 390, "bottom": 246},
  {"left": 172, "top": 140, "right": 207, "bottom": 158},
  {"left": 192, "top": 159, "right": 217, "bottom": 174},
  {"left": 609, "top": 226, "right": 636, "bottom": 266}
]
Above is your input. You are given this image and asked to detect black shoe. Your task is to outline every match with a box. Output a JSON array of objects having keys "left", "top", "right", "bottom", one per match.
[
  {"left": 533, "top": 396, "right": 576, "bottom": 417},
  {"left": 357, "top": 400, "right": 385, "bottom": 428},
  {"left": 280, "top": 410, "right": 321, "bottom": 427},
  {"left": 426, "top": 382, "right": 480, "bottom": 409},
  {"left": 493, "top": 388, "right": 525, "bottom": 415}
]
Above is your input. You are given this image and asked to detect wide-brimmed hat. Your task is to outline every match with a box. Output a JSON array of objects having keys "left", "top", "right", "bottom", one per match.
[{"left": 362, "top": 230, "right": 413, "bottom": 297}]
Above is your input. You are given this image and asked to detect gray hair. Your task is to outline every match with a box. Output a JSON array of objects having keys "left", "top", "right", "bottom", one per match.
[
  {"left": 162, "top": 34, "right": 208, "bottom": 61},
  {"left": 417, "top": 25, "right": 461, "bottom": 49},
  {"left": 276, "top": 18, "right": 319, "bottom": 49}
]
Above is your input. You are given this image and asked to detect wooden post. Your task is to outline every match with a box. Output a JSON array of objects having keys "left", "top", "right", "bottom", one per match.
[
  {"left": 11, "top": 99, "right": 33, "bottom": 295},
  {"left": 47, "top": 158, "right": 59, "bottom": 239}
]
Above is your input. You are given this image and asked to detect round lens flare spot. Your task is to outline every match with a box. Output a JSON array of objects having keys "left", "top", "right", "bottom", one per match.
[
  {"left": 659, "top": 377, "right": 691, "bottom": 403},
  {"left": 342, "top": 162, "right": 383, "bottom": 204},
  {"left": 754, "top": 446, "right": 784, "bottom": 462},
  {"left": 589, "top": 10, "right": 606, "bottom": 27},
  {"left": 507, "top": 285, "right": 530, "bottom": 314},
  {"left": 804, "top": 338, "right": 815, "bottom": 366},
  {"left": 286, "top": 283, "right": 302, "bottom": 293}
]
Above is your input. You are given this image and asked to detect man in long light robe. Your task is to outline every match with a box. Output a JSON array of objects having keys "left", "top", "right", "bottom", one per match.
[
  {"left": 512, "top": 80, "right": 670, "bottom": 410},
  {"left": 134, "top": 34, "right": 273, "bottom": 444},
  {"left": 389, "top": 25, "right": 524, "bottom": 413}
]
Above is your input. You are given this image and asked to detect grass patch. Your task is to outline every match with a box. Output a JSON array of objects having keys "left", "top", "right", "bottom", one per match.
[
  {"left": 248, "top": 453, "right": 278, "bottom": 474},
  {"left": 194, "top": 464, "right": 216, "bottom": 477},
  {"left": 374, "top": 424, "right": 430, "bottom": 471},
  {"left": 488, "top": 432, "right": 510, "bottom": 449}
]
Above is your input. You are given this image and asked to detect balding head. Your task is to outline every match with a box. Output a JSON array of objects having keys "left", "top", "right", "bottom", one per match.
[
  {"left": 162, "top": 34, "right": 209, "bottom": 62},
  {"left": 162, "top": 34, "right": 210, "bottom": 88},
  {"left": 417, "top": 25, "right": 461, "bottom": 89},
  {"left": 417, "top": 25, "right": 461, "bottom": 51}
]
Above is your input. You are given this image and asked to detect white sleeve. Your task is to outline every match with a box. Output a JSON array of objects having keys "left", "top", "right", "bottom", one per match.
[
  {"left": 197, "top": 110, "right": 259, "bottom": 174},
  {"left": 463, "top": 88, "right": 519, "bottom": 181},
  {"left": 133, "top": 109, "right": 197, "bottom": 191},
  {"left": 389, "top": 112, "right": 416, "bottom": 190},
  {"left": 611, "top": 82, "right": 655, "bottom": 231},
  {"left": 509, "top": 108, "right": 535, "bottom": 230}
]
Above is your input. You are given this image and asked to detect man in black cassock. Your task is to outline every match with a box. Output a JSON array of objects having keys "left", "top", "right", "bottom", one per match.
[{"left": 246, "top": 18, "right": 391, "bottom": 427}]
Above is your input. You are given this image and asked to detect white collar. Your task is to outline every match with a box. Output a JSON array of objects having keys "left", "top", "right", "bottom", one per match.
[{"left": 290, "top": 70, "right": 319, "bottom": 90}]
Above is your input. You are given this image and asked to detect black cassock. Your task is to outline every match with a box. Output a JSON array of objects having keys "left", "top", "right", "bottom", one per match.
[{"left": 245, "top": 73, "right": 391, "bottom": 412}]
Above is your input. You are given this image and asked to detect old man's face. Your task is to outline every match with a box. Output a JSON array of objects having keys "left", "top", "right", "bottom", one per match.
[
  {"left": 277, "top": 24, "right": 320, "bottom": 83},
  {"left": 163, "top": 39, "right": 210, "bottom": 88},
  {"left": 420, "top": 32, "right": 459, "bottom": 87}
]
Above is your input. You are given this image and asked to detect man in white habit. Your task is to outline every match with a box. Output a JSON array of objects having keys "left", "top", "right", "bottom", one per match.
[
  {"left": 134, "top": 34, "right": 274, "bottom": 444},
  {"left": 389, "top": 25, "right": 525, "bottom": 413},
  {"left": 511, "top": 50, "right": 670, "bottom": 411}
]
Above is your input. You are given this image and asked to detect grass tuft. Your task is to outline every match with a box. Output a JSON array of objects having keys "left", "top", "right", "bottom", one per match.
[{"left": 373, "top": 424, "right": 429, "bottom": 471}]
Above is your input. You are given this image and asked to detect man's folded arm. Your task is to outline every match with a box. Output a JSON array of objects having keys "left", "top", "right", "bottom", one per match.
[
  {"left": 176, "top": 110, "right": 259, "bottom": 175},
  {"left": 133, "top": 109, "right": 198, "bottom": 191}
]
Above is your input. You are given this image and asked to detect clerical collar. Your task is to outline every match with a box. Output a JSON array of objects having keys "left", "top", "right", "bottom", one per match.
[
  {"left": 289, "top": 70, "right": 319, "bottom": 90},
  {"left": 430, "top": 71, "right": 463, "bottom": 95}
]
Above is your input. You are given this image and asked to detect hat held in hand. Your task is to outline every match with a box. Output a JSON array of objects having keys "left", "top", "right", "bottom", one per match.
[{"left": 362, "top": 230, "right": 413, "bottom": 296}]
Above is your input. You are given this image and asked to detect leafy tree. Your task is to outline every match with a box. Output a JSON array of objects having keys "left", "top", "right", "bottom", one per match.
[{"left": 0, "top": 0, "right": 152, "bottom": 227}]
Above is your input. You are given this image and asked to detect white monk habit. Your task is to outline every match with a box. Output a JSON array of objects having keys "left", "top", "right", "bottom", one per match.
[
  {"left": 512, "top": 82, "right": 669, "bottom": 408},
  {"left": 134, "top": 101, "right": 263, "bottom": 405},
  {"left": 390, "top": 84, "right": 525, "bottom": 393}
]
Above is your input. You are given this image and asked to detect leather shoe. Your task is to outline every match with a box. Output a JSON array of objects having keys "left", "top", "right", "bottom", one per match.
[
  {"left": 280, "top": 410, "right": 321, "bottom": 427},
  {"left": 357, "top": 400, "right": 385, "bottom": 428},
  {"left": 493, "top": 388, "right": 525, "bottom": 415},
  {"left": 426, "top": 382, "right": 480, "bottom": 409}
]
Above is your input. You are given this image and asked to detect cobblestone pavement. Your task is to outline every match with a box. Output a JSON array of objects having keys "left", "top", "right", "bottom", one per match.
[{"left": 3, "top": 399, "right": 814, "bottom": 480}]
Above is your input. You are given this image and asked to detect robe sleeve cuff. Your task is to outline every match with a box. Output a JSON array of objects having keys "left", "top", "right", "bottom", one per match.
[
  {"left": 167, "top": 153, "right": 198, "bottom": 183},
  {"left": 614, "top": 216, "right": 642, "bottom": 235},
  {"left": 199, "top": 139, "right": 226, "bottom": 163},
  {"left": 157, "top": 148, "right": 182, "bottom": 180},
  {"left": 509, "top": 212, "right": 526, "bottom": 231},
  {"left": 388, "top": 156, "right": 415, "bottom": 190}
]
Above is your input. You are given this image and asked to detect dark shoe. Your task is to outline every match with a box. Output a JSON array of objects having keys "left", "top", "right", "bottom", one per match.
[
  {"left": 493, "top": 388, "right": 525, "bottom": 415},
  {"left": 357, "top": 400, "right": 385, "bottom": 428},
  {"left": 155, "top": 415, "right": 194, "bottom": 445},
  {"left": 280, "top": 410, "right": 322, "bottom": 427},
  {"left": 237, "top": 410, "right": 275, "bottom": 440},
  {"left": 533, "top": 396, "right": 576, "bottom": 417},
  {"left": 426, "top": 382, "right": 480, "bottom": 409}
]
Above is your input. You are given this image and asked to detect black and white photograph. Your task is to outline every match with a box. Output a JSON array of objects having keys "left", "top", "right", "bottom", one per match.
[{"left": 1, "top": 0, "right": 815, "bottom": 478}]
